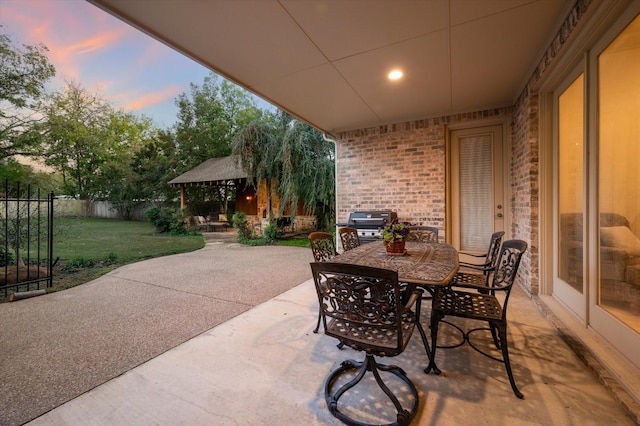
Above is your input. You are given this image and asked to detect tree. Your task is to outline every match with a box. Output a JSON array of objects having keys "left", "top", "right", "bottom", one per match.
[
  {"left": 232, "top": 110, "right": 335, "bottom": 228},
  {"left": 0, "top": 158, "right": 61, "bottom": 194},
  {"left": 41, "top": 80, "right": 116, "bottom": 199},
  {"left": 174, "top": 73, "right": 259, "bottom": 169},
  {"left": 130, "top": 129, "right": 180, "bottom": 204},
  {"left": 93, "top": 111, "right": 156, "bottom": 218},
  {"left": 280, "top": 119, "right": 335, "bottom": 228},
  {"left": 0, "top": 29, "right": 56, "bottom": 160}
]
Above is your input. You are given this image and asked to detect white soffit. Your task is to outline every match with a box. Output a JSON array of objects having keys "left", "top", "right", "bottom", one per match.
[{"left": 88, "top": 0, "right": 571, "bottom": 134}]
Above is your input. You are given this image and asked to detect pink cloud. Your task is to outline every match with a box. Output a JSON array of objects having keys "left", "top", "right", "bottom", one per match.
[
  {"left": 2, "top": 1, "right": 129, "bottom": 84},
  {"left": 65, "top": 30, "right": 124, "bottom": 56},
  {"left": 122, "top": 85, "right": 183, "bottom": 111}
]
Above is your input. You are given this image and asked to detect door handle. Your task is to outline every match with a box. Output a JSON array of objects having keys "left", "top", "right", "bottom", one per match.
[{"left": 496, "top": 213, "right": 503, "bottom": 218}]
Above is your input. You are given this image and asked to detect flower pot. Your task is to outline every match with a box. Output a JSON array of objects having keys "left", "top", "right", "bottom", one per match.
[{"left": 385, "top": 240, "right": 406, "bottom": 254}]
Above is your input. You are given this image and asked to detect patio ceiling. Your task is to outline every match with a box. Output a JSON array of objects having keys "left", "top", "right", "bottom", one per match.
[{"left": 88, "top": 0, "right": 572, "bottom": 135}]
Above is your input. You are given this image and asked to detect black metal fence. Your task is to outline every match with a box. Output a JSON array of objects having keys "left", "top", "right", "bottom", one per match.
[{"left": 1, "top": 180, "right": 54, "bottom": 297}]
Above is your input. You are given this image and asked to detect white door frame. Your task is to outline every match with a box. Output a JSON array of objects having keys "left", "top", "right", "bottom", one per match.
[{"left": 446, "top": 118, "right": 511, "bottom": 248}]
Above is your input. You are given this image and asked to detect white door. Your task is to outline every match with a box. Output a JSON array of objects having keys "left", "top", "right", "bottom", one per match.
[{"left": 450, "top": 125, "right": 505, "bottom": 252}]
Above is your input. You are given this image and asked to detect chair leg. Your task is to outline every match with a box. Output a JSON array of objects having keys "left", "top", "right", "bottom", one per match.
[
  {"left": 498, "top": 324, "right": 524, "bottom": 399},
  {"left": 313, "top": 308, "right": 322, "bottom": 333},
  {"left": 424, "top": 311, "right": 442, "bottom": 374},
  {"left": 490, "top": 324, "right": 501, "bottom": 349},
  {"left": 415, "top": 319, "right": 432, "bottom": 366}
]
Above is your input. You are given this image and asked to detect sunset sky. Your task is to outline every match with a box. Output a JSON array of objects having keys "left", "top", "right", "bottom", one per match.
[{"left": 0, "top": 0, "right": 270, "bottom": 128}]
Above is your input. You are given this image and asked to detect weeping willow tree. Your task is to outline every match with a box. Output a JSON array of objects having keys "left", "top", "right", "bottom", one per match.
[{"left": 232, "top": 110, "right": 335, "bottom": 229}]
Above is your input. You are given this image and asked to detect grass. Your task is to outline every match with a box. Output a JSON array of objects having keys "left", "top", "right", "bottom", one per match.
[
  {"left": 54, "top": 218, "right": 204, "bottom": 262},
  {"left": 277, "top": 238, "right": 310, "bottom": 248},
  {"left": 2, "top": 218, "right": 311, "bottom": 301},
  {"left": 42, "top": 218, "right": 205, "bottom": 296}
]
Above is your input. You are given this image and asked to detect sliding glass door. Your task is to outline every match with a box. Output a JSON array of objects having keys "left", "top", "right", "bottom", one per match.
[
  {"left": 553, "top": 13, "right": 640, "bottom": 371},
  {"left": 590, "top": 14, "right": 640, "bottom": 365}
]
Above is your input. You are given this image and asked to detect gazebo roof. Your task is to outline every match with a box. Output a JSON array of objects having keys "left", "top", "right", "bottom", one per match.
[{"left": 168, "top": 156, "right": 248, "bottom": 187}]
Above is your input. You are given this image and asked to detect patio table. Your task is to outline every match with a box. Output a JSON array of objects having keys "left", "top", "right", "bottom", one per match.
[{"left": 328, "top": 240, "right": 459, "bottom": 288}]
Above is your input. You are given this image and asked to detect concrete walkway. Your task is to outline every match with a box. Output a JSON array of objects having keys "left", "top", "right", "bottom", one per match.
[
  {"left": 1, "top": 233, "right": 638, "bottom": 425},
  {"left": 0, "top": 231, "right": 313, "bottom": 426}
]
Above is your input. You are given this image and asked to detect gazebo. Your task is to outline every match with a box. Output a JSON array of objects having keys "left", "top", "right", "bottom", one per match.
[
  {"left": 169, "top": 156, "right": 316, "bottom": 233},
  {"left": 168, "top": 156, "right": 257, "bottom": 218}
]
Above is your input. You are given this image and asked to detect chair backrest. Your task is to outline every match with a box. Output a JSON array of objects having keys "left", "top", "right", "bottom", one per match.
[
  {"left": 338, "top": 227, "right": 361, "bottom": 252},
  {"left": 310, "top": 262, "right": 412, "bottom": 356},
  {"left": 407, "top": 226, "right": 439, "bottom": 243},
  {"left": 309, "top": 232, "right": 336, "bottom": 262},
  {"left": 485, "top": 231, "right": 506, "bottom": 269},
  {"left": 489, "top": 240, "right": 528, "bottom": 310}
]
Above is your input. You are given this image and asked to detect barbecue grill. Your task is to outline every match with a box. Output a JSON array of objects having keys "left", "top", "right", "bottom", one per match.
[{"left": 338, "top": 210, "right": 398, "bottom": 242}]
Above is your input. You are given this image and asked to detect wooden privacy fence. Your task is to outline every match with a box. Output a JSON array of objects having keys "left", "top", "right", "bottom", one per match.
[
  {"left": 1, "top": 181, "right": 54, "bottom": 298},
  {"left": 55, "top": 199, "right": 156, "bottom": 221}
]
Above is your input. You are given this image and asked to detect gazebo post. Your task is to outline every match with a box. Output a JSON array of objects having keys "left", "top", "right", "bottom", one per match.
[{"left": 180, "top": 185, "right": 186, "bottom": 210}]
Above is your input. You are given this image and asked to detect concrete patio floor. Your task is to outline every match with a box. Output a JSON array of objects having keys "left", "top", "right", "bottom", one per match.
[{"left": 25, "top": 276, "right": 638, "bottom": 425}]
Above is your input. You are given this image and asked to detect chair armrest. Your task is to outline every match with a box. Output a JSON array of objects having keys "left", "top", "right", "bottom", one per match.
[
  {"left": 459, "top": 261, "right": 492, "bottom": 270},
  {"left": 403, "top": 289, "right": 423, "bottom": 311},
  {"left": 458, "top": 262, "right": 493, "bottom": 273},
  {"left": 458, "top": 251, "right": 487, "bottom": 258}
]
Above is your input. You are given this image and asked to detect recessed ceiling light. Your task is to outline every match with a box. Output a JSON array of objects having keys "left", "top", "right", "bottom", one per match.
[{"left": 388, "top": 70, "right": 403, "bottom": 80}]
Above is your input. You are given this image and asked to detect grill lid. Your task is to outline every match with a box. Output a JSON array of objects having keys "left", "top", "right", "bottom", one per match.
[{"left": 341, "top": 210, "right": 397, "bottom": 228}]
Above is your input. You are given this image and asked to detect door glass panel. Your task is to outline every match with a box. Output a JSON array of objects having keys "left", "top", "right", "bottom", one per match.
[
  {"left": 598, "top": 15, "right": 640, "bottom": 331},
  {"left": 558, "top": 74, "right": 584, "bottom": 293},
  {"left": 459, "top": 134, "right": 492, "bottom": 251}
]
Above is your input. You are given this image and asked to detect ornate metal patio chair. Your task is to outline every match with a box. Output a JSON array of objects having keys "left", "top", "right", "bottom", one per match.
[
  {"left": 309, "top": 232, "right": 338, "bottom": 333},
  {"left": 404, "top": 226, "right": 440, "bottom": 302},
  {"left": 338, "top": 226, "right": 361, "bottom": 252},
  {"left": 310, "top": 262, "right": 424, "bottom": 426},
  {"left": 309, "top": 231, "right": 337, "bottom": 262},
  {"left": 407, "top": 225, "right": 439, "bottom": 243},
  {"left": 426, "top": 239, "right": 528, "bottom": 398},
  {"left": 451, "top": 231, "right": 505, "bottom": 289}
]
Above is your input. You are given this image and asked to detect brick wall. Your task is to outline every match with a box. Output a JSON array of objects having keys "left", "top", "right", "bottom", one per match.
[
  {"left": 511, "top": 87, "right": 539, "bottom": 294},
  {"left": 335, "top": 109, "right": 511, "bottom": 241}
]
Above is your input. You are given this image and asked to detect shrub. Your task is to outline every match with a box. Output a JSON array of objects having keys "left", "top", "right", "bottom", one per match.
[
  {"left": 63, "top": 256, "right": 96, "bottom": 270},
  {"left": 233, "top": 212, "right": 278, "bottom": 246},
  {"left": 0, "top": 246, "right": 15, "bottom": 267},
  {"left": 263, "top": 223, "right": 278, "bottom": 241},
  {"left": 232, "top": 212, "right": 254, "bottom": 241},
  {"left": 144, "top": 206, "right": 188, "bottom": 235}
]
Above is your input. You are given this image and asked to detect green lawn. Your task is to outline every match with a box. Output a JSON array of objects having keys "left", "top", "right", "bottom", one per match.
[
  {"left": 3, "top": 217, "right": 311, "bottom": 300},
  {"left": 15, "top": 218, "right": 205, "bottom": 296},
  {"left": 54, "top": 218, "right": 205, "bottom": 262}
]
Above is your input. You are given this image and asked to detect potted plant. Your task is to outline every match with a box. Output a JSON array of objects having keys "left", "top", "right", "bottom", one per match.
[{"left": 380, "top": 218, "right": 412, "bottom": 254}]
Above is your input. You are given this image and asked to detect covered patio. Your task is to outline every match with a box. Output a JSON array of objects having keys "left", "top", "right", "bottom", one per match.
[
  {"left": 88, "top": 0, "right": 640, "bottom": 422},
  {"left": 27, "top": 274, "right": 635, "bottom": 425}
]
